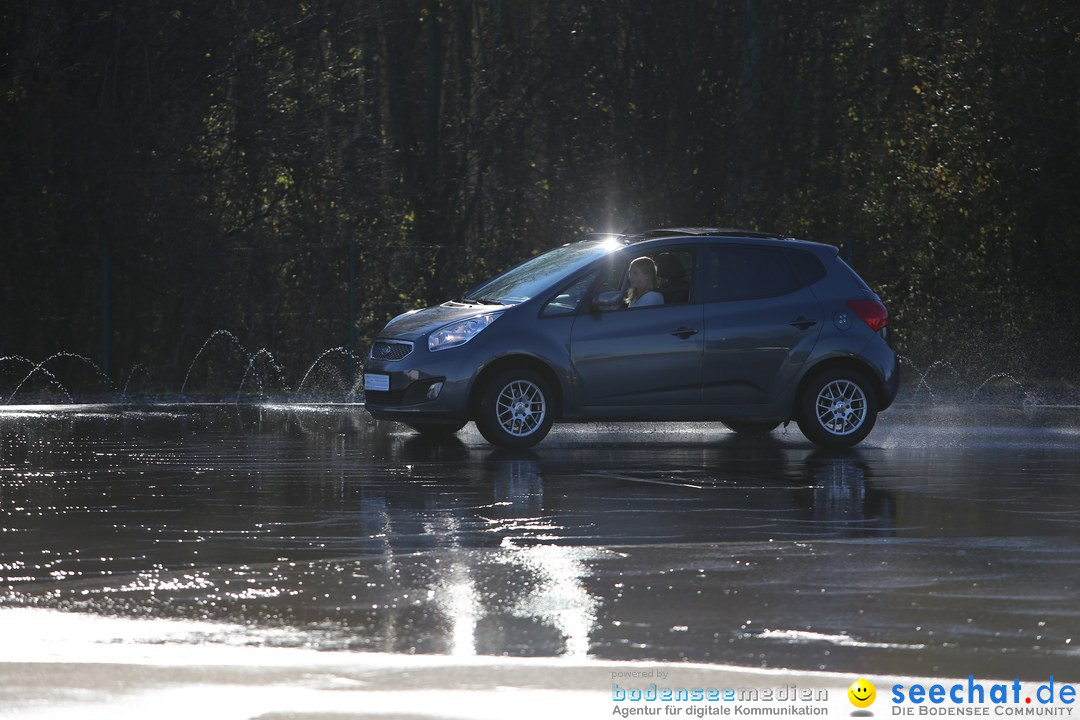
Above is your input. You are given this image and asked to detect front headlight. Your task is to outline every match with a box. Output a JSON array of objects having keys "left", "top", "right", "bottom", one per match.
[{"left": 428, "top": 312, "right": 503, "bottom": 352}]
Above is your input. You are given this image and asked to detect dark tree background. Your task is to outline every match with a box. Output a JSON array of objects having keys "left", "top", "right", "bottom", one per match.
[{"left": 2, "top": 0, "right": 1079, "bottom": 397}]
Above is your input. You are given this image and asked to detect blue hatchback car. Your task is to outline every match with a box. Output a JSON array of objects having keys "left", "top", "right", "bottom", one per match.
[{"left": 364, "top": 229, "right": 899, "bottom": 448}]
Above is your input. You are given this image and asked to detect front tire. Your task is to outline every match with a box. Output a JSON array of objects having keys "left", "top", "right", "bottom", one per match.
[
  {"left": 796, "top": 368, "right": 878, "bottom": 448},
  {"left": 475, "top": 368, "right": 555, "bottom": 449}
]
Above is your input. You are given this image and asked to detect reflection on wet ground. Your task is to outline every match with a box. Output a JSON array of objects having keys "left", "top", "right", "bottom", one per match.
[{"left": 1, "top": 404, "right": 1079, "bottom": 679}]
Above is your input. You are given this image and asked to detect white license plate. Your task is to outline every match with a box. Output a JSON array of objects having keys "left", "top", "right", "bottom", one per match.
[{"left": 364, "top": 373, "right": 390, "bottom": 392}]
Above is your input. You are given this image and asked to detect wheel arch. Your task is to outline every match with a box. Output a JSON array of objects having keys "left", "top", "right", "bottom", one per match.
[
  {"left": 467, "top": 354, "right": 563, "bottom": 421},
  {"left": 791, "top": 356, "right": 884, "bottom": 418}
]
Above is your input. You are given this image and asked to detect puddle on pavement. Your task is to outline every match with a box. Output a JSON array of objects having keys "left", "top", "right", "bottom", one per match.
[{"left": 1, "top": 404, "right": 1079, "bottom": 679}]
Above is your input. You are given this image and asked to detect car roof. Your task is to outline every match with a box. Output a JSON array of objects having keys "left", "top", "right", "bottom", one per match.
[
  {"left": 639, "top": 227, "right": 782, "bottom": 239},
  {"left": 577, "top": 229, "right": 837, "bottom": 257},
  {"left": 598, "top": 228, "right": 836, "bottom": 253}
]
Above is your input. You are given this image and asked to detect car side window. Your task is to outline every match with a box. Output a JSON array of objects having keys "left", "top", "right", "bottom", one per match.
[
  {"left": 787, "top": 249, "right": 826, "bottom": 287},
  {"left": 540, "top": 270, "right": 599, "bottom": 317},
  {"left": 653, "top": 250, "right": 694, "bottom": 305},
  {"left": 591, "top": 248, "right": 696, "bottom": 309},
  {"left": 704, "top": 245, "right": 803, "bottom": 302}
]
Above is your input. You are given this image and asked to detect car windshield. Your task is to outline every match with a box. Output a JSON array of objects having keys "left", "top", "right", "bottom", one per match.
[{"left": 462, "top": 239, "right": 620, "bottom": 305}]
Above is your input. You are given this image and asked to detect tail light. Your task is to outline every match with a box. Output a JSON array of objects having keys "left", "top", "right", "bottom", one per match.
[{"left": 846, "top": 300, "right": 889, "bottom": 332}]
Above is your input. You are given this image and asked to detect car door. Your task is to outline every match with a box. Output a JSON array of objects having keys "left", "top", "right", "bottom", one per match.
[
  {"left": 569, "top": 248, "right": 704, "bottom": 409},
  {"left": 701, "top": 244, "right": 824, "bottom": 405}
]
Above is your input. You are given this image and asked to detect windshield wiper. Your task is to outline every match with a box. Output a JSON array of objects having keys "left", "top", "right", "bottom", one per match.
[{"left": 468, "top": 297, "right": 506, "bottom": 305}]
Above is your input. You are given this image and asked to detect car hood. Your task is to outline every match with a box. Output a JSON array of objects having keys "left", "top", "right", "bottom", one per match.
[{"left": 379, "top": 302, "right": 508, "bottom": 342}]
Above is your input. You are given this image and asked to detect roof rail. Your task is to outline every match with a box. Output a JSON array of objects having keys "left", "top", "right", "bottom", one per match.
[{"left": 643, "top": 227, "right": 783, "bottom": 239}]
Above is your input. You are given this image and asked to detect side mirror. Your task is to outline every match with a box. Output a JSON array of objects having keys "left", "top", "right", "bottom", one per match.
[{"left": 591, "top": 290, "right": 624, "bottom": 313}]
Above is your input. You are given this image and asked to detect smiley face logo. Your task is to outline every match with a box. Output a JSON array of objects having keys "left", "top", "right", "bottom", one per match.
[{"left": 848, "top": 678, "right": 876, "bottom": 708}]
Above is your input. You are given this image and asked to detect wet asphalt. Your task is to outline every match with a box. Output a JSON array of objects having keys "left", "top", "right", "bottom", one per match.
[{"left": 1, "top": 403, "right": 1079, "bottom": 681}]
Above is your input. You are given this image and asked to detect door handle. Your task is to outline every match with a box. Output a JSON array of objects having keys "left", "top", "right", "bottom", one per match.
[
  {"left": 789, "top": 317, "right": 817, "bottom": 330},
  {"left": 671, "top": 326, "right": 699, "bottom": 339}
]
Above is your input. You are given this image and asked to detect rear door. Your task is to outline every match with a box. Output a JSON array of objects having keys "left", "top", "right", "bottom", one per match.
[{"left": 701, "top": 244, "right": 824, "bottom": 404}]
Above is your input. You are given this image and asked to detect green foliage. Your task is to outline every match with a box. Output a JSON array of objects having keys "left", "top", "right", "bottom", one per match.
[{"left": 2, "top": 0, "right": 1079, "bottom": 387}]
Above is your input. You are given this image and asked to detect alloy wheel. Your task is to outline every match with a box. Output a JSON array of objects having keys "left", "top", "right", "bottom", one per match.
[
  {"left": 815, "top": 379, "right": 867, "bottom": 436},
  {"left": 495, "top": 379, "right": 547, "bottom": 437}
]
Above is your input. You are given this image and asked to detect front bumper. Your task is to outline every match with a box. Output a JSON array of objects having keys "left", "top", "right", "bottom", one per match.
[{"left": 363, "top": 339, "right": 477, "bottom": 423}]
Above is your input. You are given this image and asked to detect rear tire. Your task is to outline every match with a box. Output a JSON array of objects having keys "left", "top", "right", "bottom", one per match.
[
  {"left": 796, "top": 368, "right": 878, "bottom": 448},
  {"left": 475, "top": 368, "right": 555, "bottom": 449}
]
